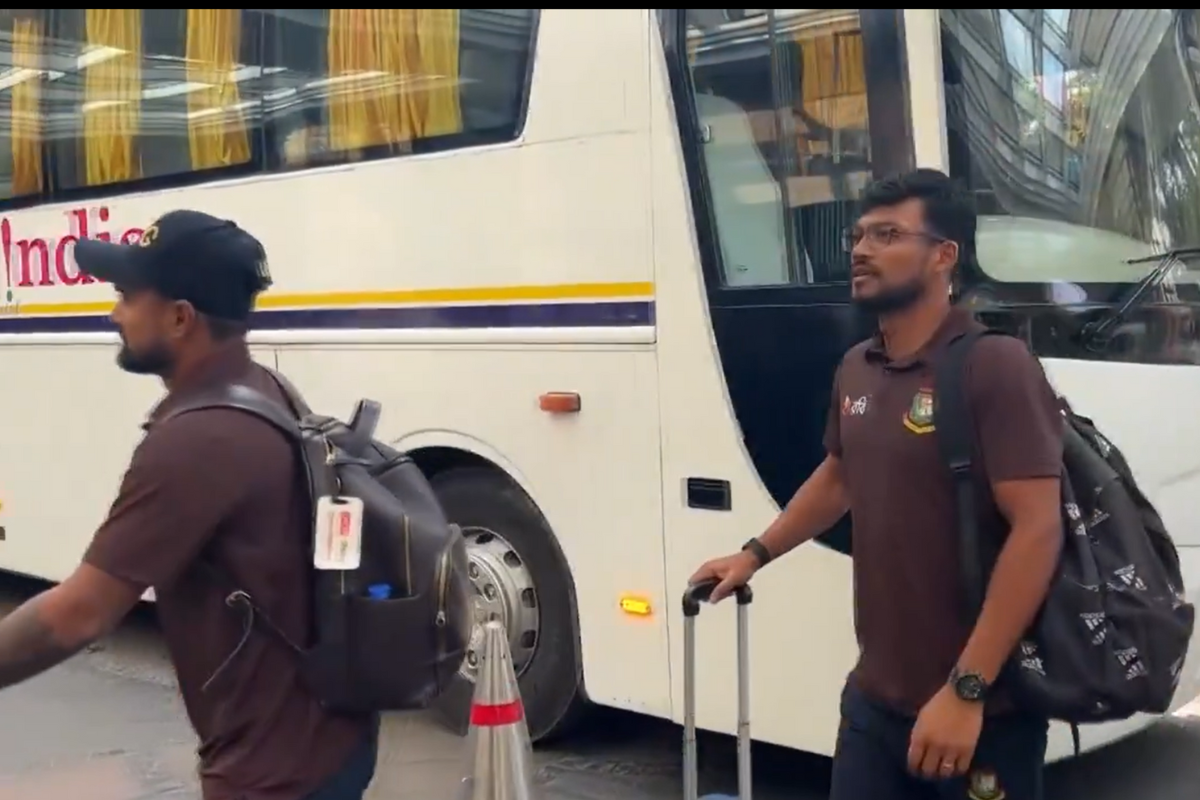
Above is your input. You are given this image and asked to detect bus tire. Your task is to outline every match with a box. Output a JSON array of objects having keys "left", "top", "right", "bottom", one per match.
[{"left": 428, "top": 466, "right": 587, "bottom": 742}]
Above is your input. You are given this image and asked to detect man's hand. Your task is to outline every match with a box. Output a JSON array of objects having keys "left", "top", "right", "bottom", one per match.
[
  {"left": 907, "top": 685, "right": 984, "bottom": 780},
  {"left": 0, "top": 563, "right": 142, "bottom": 692},
  {"left": 688, "top": 550, "right": 759, "bottom": 603}
]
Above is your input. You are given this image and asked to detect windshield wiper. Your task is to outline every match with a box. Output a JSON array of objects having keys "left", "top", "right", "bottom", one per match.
[{"left": 1079, "top": 245, "right": 1200, "bottom": 352}]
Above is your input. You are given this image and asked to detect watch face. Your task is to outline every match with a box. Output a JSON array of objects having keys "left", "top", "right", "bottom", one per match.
[{"left": 955, "top": 673, "right": 987, "bottom": 702}]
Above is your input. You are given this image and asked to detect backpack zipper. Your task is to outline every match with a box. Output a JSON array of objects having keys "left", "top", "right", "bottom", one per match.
[
  {"left": 320, "top": 435, "right": 347, "bottom": 596},
  {"left": 434, "top": 544, "right": 452, "bottom": 667},
  {"left": 403, "top": 515, "right": 413, "bottom": 593}
]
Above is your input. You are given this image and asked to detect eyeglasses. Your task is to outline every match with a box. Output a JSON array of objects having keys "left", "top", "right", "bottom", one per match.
[{"left": 841, "top": 224, "right": 947, "bottom": 253}]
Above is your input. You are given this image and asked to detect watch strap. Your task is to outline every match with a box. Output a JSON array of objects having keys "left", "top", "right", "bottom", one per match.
[{"left": 742, "top": 538, "right": 772, "bottom": 568}]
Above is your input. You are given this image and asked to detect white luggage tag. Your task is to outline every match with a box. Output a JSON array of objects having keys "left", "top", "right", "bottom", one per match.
[{"left": 313, "top": 496, "right": 364, "bottom": 570}]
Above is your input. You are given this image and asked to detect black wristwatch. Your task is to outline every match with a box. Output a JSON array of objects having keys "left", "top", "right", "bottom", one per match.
[
  {"left": 949, "top": 666, "right": 989, "bottom": 702},
  {"left": 741, "top": 538, "right": 772, "bottom": 568}
]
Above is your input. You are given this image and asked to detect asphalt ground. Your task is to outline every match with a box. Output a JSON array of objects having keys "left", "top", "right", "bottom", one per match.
[{"left": 0, "top": 574, "right": 1195, "bottom": 799}]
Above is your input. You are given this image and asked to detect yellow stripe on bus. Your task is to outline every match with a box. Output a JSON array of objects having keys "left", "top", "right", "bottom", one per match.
[{"left": 10, "top": 281, "right": 656, "bottom": 318}]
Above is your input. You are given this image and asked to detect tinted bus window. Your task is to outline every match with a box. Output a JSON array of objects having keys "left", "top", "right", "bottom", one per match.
[
  {"left": 683, "top": 9, "right": 873, "bottom": 287},
  {"left": 0, "top": 9, "right": 537, "bottom": 206}
]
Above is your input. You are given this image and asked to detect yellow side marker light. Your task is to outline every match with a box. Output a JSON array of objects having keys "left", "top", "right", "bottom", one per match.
[{"left": 620, "top": 595, "right": 653, "bottom": 616}]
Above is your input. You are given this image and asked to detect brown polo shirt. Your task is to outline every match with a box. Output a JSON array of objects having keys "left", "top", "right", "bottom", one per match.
[
  {"left": 824, "top": 307, "right": 1063, "bottom": 715},
  {"left": 84, "top": 342, "right": 370, "bottom": 800}
]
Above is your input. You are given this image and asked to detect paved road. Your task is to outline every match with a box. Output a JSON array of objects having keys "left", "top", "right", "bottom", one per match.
[{"left": 0, "top": 575, "right": 1196, "bottom": 799}]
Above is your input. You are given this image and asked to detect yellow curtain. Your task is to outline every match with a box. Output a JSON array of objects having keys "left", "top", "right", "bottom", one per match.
[
  {"left": 414, "top": 9, "right": 461, "bottom": 138},
  {"left": 799, "top": 29, "right": 867, "bottom": 130},
  {"left": 84, "top": 9, "right": 142, "bottom": 186},
  {"left": 326, "top": 8, "right": 462, "bottom": 152},
  {"left": 11, "top": 17, "right": 43, "bottom": 196},
  {"left": 186, "top": 9, "right": 250, "bottom": 170}
]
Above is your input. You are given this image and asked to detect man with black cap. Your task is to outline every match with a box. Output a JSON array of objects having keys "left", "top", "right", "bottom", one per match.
[{"left": 0, "top": 210, "right": 375, "bottom": 799}]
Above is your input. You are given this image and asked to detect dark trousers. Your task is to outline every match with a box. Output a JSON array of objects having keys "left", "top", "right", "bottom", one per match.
[
  {"left": 302, "top": 729, "right": 379, "bottom": 800},
  {"left": 830, "top": 683, "right": 1048, "bottom": 800}
]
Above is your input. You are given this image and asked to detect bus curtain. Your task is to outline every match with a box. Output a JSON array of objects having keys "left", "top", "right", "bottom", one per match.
[
  {"left": 327, "top": 9, "right": 463, "bottom": 152},
  {"left": 84, "top": 8, "right": 143, "bottom": 187},
  {"left": 11, "top": 16, "right": 43, "bottom": 196},
  {"left": 186, "top": 8, "right": 251, "bottom": 171},
  {"left": 83, "top": 9, "right": 251, "bottom": 183},
  {"left": 800, "top": 28, "right": 867, "bottom": 132}
]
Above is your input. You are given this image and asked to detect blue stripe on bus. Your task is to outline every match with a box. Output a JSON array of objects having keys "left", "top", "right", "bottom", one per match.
[{"left": 0, "top": 300, "right": 656, "bottom": 334}]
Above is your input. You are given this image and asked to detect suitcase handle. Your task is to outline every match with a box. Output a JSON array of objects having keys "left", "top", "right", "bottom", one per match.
[
  {"left": 681, "top": 578, "right": 752, "bottom": 800},
  {"left": 682, "top": 579, "right": 753, "bottom": 616}
]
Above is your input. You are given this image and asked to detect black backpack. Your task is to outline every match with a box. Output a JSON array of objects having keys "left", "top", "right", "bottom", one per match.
[
  {"left": 935, "top": 329, "right": 1194, "bottom": 746},
  {"left": 164, "top": 369, "right": 473, "bottom": 714}
]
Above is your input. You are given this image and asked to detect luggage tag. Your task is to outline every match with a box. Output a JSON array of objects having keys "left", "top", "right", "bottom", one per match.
[{"left": 313, "top": 496, "right": 364, "bottom": 570}]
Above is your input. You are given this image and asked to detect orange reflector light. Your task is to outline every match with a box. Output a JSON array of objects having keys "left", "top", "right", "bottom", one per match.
[
  {"left": 620, "top": 595, "right": 652, "bottom": 616},
  {"left": 539, "top": 392, "right": 581, "bottom": 414}
]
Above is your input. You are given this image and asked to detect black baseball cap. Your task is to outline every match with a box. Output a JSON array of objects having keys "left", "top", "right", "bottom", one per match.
[{"left": 75, "top": 209, "right": 273, "bottom": 322}]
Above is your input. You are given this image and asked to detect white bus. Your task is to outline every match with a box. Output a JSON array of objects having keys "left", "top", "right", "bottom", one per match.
[{"left": 0, "top": 7, "right": 1198, "bottom": 766}]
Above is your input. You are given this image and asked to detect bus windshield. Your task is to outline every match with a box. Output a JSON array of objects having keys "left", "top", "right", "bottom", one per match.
[{"left": 942, "top": 9, "right": 1200, "bottom": 291}]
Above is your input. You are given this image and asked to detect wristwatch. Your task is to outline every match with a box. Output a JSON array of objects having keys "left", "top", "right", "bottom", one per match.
[
  {"left": 949, "top": 666, "right": 989, "bottom": 702},
  {"left": 741, "top": 538, "right": 772, "bottom": 568}
]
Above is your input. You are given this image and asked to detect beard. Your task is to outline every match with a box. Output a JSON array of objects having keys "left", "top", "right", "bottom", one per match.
[
  {"left": 117, "top": 339, "right": 174, "bottom": 376},
  {"left": 851, "top": 274, "right": 927, "bottom": 315}
]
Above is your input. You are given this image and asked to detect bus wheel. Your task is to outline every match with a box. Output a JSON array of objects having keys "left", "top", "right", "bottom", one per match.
[{"left": 428, "top": 466, "right": 587, "bottom": 742}]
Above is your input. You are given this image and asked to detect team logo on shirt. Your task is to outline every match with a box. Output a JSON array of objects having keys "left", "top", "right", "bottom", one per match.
[
  {"left": 902, "top": 387, "right": 935, "bottom": 434},
  {"left": 967, "top": 769, "right": 1005, "bottom": 800}
]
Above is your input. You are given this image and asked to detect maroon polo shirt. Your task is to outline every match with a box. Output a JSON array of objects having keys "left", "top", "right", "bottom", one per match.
[
  {"left": 84, "top": 342, "right": 370, "bottom": 800},
  {"left": 824, "top": 307, "right": 1063, "bottom": 714}
]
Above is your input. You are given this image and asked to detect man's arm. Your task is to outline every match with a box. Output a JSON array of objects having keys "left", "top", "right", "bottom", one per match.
[
  {"left": 0, "top": 409, "right": 274, "bottom": 692},
  {"left": 757, "top": 455, "right": 850, "bottom": 560},
  {"left": 699, "top": 453, "right": 850, "bottom": 601},
  {"left": 698, "top": 363, "right": 853, "bottom": 600},
  {"left": 955, "top": 477, "right": 1061, "bottom": 683},
  {"left": 0, "top": 564, "right": 141, "bottom": 690},
  {"left": 954, "top": 337, "right": 1064, "bottom": 684}
]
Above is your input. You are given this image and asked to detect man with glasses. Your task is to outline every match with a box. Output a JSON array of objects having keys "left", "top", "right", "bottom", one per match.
[{"left": 690, "top": 169, "right": 1063, "bottom": 799}]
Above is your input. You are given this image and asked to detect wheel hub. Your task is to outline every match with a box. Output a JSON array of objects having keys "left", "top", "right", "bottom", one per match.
[{"left": 459, "top": 527, "right": 540, "bottom": 682}]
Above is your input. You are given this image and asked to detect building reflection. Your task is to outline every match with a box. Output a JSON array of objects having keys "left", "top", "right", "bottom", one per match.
[
  {"left": 943, "top": 9, "right": 1200, "bottom": 258},
  {"left": 944, "top": 9, "right": 1200, "bottom": 363}
]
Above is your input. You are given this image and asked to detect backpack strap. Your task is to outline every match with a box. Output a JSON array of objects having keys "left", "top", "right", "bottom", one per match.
[
  {"left": 259, "top": 367, "right": 380, "bottom": 454},
  {"left": 161, "top": 382, "right": 303, "bottom": 437},
  {"left": 933, "top": 327, "right": 1009, "bottom": 617},
  {"left": 262, "top": 366, "right": 315, "bottom": 418},
  {"left": 160, "top": 382, "right": 343, "bottom": 503},
  {"left": 154, "top": 385, "right": 320, "bottom": 688}
]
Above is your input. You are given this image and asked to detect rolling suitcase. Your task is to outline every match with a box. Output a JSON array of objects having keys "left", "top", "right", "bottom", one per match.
[{"left": 681, "top": 578, "right": 753, "bottom": 800}]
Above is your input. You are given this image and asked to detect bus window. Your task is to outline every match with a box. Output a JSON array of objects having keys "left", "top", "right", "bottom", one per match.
[
  {"left": 684, "top": 9, "right": 873, "bottom": 287},
  {"left": 942, "top": 9, "right": 1200, "bottom": 289},
  {"left": 0, "top": 11, "right": 45, "bottom": 202},
  {"left": 44, "top": 10, "right": 265, "bottom": 192},
  {"left": 261, "top": 9, "right": 536, "bottom": 171},
  {"left": 0, "top": 9, "right": 537, "bottom": 206}
]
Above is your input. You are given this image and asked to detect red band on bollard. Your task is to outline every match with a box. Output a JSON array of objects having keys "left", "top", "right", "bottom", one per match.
[{"left": 470, "top": 700, "right": 524, "bottom": 726}]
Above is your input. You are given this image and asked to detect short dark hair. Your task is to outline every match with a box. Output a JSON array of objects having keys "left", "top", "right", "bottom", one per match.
[
  {"left": 858, "top": 168, "right": 977, "bottom": 269},
  {"left": 203, "top": 313, "right": 248, "bottom": 342}
]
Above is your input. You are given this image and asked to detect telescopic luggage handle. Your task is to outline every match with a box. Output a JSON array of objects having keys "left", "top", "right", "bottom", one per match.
[
  {"left": 682, "top": 579, "right": 753, "bottom": 616},
  {"left": 681, "top": 578, "right": 753, "bottom": 800}
]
